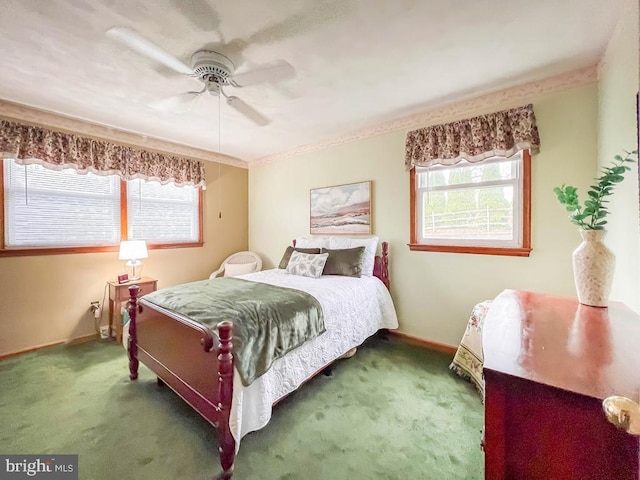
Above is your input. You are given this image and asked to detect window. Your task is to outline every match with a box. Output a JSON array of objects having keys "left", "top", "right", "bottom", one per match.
[
  {"left": 409, "top": 150, "right": 531, "bottom": 256},
  {"left": 127, "top": 179, "right": 201, "bottom": 244},
  {"left": 4, "top": 161, "right": 121, "bottom": 248},
  {"left": 1, "top": 159, "right": 203, "bottom": 255}
]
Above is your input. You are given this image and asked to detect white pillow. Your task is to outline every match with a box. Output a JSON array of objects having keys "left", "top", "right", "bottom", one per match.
[
  {"left": 328, "top": 236, "right": 379, "bottom": 276},
  {"left": 224, "top": 261, "right": 257, "bottom": 277},
  {"left": 294, "top": 236, "right": 331, "bottom": 249},
  {"left": 286, "top": 251, "right": 329, "bottom": 278}
]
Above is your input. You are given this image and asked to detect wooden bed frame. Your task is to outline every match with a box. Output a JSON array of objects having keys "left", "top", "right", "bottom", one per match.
[{"left": 126, "top": 241, "right": 390, "bottom": 479}]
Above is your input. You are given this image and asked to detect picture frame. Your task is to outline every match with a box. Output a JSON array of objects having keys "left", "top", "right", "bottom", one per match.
[
  {"left": 117, "top": 273, "right": 129, "bottom": 284},
  {"left": 310, "top": 180, "right": 372, "bottom": 235}
]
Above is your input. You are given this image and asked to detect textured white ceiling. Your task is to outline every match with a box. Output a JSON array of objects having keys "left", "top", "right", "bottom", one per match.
[{"left": 0, "top": 0, "right": 624, "bottom": 164}]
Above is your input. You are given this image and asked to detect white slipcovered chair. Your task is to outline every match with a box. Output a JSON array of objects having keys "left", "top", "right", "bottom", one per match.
[{"left": 209, "top": 251, "right": 262, "bottom": 279}]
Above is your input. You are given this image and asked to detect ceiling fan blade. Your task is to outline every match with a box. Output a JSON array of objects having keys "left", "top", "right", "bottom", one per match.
[
  {"left": 148, "top": 92, "right": 201, "bottom": 112},
  {"left": 226, "top": 96, "right": 270, "bottom": 126},
  {"left": 246, "top": 0, "right": 353, "bottom": 46},
  {"left": 230, "top": 61, "right": 295, "bottom": 87},
  {"left": 169, "top": 0, "right": 224, "bottom": 42},
  {"left": 107, "top": 26, "right": 194, "bottom": 76}
]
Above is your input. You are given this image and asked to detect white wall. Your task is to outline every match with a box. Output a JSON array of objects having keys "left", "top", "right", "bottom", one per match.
[
  {"left": 597, "top": 0, "right": 640, "bottom": 312},
  {"left": 249, "top": 84, "right": 599, "bottom": 346}
]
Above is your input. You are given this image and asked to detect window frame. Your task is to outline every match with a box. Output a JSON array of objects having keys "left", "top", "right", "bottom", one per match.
[
  {"left": 408, "top": 150, "right": 532, "bottom": 257},
  {"left": 0, "top": 162, "right": 204, "bottom": 257}
]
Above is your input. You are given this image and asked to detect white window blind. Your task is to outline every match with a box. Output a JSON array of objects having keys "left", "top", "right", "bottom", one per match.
[
  {"left": 127, "top": 179, "right": 199, "bottom": 243},
  {"left": 4, "top": 160, "right": 121, "bottom": 247}
]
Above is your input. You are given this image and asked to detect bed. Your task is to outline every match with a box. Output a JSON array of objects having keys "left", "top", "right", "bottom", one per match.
[{"left": 125, "top": 239, "right": 397, "bottom": 479}]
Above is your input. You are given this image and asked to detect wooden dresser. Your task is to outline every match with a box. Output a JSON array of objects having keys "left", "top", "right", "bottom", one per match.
[{"left": 483, "top": 289, "right": 640, "bottom": 480}]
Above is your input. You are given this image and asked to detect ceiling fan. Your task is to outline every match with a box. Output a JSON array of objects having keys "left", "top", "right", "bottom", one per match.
[{"left": 106, "top": 26, "right": 296, "bottom": 126}]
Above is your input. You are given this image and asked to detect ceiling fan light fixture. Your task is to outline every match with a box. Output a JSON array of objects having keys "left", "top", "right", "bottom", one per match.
[{"left": 206, "top": 83, "right": 221, "bottom": 96}]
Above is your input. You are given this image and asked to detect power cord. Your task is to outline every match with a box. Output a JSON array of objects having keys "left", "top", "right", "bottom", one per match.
[{"left": 93, "top": 282, "right": 109, "bottom": 336}]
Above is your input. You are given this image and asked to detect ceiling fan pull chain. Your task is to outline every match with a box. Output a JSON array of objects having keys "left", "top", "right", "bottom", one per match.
[
  {"left": 23, "top": 163, "right": 29, "bottom": 206},
  {"left": 218, "top": 94, "right": 222, "bottom": 220}
]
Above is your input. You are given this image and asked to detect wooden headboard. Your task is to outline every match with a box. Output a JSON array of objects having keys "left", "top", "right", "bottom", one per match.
[
  {"left": 291, "top": 239, "right": 390, "bottom": 290},
  {"left": 373, "top": 241, "right": 390, "bottom": 290}
]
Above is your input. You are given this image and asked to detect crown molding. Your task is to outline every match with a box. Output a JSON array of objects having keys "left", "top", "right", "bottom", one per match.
[
  {"left": 0, "top": 99, "right": 248, "bottom": 169},
  {"left": 251, "top": 64, "right": 599, "bottom": 168}
]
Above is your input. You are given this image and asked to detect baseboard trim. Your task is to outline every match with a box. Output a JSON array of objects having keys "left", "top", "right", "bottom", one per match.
[
  {"left": 2, "top": 330, "right": 457, "bottom": 360},
  {"left": 0, "top": 333, "right": 100, "bottom": 361},
  {"left": 388, "top": 330, "right": 458, "bottom": 355},
  {"left": 67, "top": 333, "right": 100, "bottom": 346}
]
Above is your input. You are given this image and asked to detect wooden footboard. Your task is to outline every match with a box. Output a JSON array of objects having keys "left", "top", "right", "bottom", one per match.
[
  {"left": 126, "top": 285, "right": 235, "bottom": 479},
  {"left": 126, "top": 240, "right": 391, "bottom": 479}
]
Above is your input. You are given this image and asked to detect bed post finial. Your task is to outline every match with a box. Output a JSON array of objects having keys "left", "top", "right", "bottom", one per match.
[
  {"left": 127, "top": 285, "right": 142, "bottom": 380},
  {"left": 381, "top": 241, "right": 389, "bottom": 289},
  {"left": 217, "top": 321, "right": 235, "bottom": 479},
  {"left": 372, "top": 241, "right": 390, "bottom": 289}
]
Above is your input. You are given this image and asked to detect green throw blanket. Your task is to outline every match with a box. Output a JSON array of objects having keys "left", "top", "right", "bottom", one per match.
[{"left": 141, "top": 278, "right": 325, "bottom": 386}]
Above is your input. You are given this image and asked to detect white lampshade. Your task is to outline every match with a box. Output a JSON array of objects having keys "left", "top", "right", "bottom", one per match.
[
  {"left": 119, "top": 240, "right": 148, "bottom": 280},
  {"left": 119, "top": 240, "right": 148, "bottom": 261}
]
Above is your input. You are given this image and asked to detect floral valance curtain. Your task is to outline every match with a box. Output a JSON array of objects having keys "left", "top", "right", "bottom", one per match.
[
  {"left": 0, "top": 120, "right": 206, "bottom": 188},
  {"left": 405, "top": 104, "right": 540, "bottom": 170}
]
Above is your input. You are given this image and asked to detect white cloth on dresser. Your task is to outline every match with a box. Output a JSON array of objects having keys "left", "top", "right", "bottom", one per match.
[{"left": 449, "top": 300, "right": 493, "bottom": 397}]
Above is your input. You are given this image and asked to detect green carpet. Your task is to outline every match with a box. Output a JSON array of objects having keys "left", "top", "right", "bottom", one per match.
[{"left": 0, "top": 336, "right": 483, "bottom": 479}]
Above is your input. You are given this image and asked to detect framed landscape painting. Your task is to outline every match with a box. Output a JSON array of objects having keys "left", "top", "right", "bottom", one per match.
[{"left": 310, "top": 181, "right": 372, "bottom": 234}]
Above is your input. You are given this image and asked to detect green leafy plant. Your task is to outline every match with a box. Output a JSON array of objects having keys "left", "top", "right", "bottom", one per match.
[{"left": 554, "top": 149, "right": 638, "bottom": 230}]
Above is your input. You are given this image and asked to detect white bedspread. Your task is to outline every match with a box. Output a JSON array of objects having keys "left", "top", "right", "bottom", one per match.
[{"left": 230, "top": 269, "right": 399, "bottom": 449}]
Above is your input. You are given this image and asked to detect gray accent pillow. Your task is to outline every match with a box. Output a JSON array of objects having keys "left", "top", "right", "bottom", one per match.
[
  {"left": 321, "top": 246, "right": 366, "bottom": 278},
  {"left": 278, "top": 247, "right": 322, "bottom": 269},
  {"left": 286, "top": 251, "right": 329, "bottom": 278}
]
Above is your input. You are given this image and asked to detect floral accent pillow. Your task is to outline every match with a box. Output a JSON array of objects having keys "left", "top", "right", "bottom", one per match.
[
  {"left": 278, "top": 246, "right": 322, "bottom": 269},
  {"left": 286, "top": 251, "right": 329, "bottom": 278}
]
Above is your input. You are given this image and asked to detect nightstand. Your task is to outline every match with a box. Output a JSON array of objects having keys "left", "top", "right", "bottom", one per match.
[{"left": 108, "top": 276, "right": 157, "bottom": 343}]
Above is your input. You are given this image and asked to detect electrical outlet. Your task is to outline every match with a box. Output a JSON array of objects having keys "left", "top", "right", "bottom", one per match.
[{"left": 89, "top": 301, "right": 101, "bottom": 319}]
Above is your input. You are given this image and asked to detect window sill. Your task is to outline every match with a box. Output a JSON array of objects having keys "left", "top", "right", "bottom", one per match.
[
  {"left": 407, "top": 243, "right": 532, "bottom": 257},
  {"left": 0, "top": 242, "right": 204, "bottom": 257}
]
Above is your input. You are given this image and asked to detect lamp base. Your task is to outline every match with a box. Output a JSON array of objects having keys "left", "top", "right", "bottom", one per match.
[{"left": 125, "top": 260, "right": 143, "bottom": 281}]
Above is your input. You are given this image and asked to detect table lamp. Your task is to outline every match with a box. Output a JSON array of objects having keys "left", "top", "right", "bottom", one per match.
[{"left": 118, "top": 240, "right": 148, "bottom": 281}]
